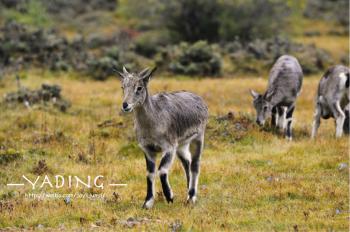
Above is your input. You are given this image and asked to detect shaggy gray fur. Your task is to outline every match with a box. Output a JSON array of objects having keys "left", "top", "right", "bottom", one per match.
[
  {"left": 250, "top": 55, "right": 303, "bottom": 140},
  {"left": 311, "top": 65, "right": 350, "bottom": 138},
  {"left": 118, "top": 67, "right": 208, "bottom": 209},
  {"left": 134, "top": 91, "right": 208, "bottom": 145}
]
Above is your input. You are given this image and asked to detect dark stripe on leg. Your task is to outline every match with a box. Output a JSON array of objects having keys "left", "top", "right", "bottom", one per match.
[
  {"left": 177, "top": 154, "right": 190, "bottom": 188},
  {"left": 271, "top": 106, "right": 277, "bottom": 128},
  {"left": 159, "top": 152, "right": 172, "bottom": 168},
  {"left": 158, "top": 152, "right": 174, "bottom": 203},
  {"left": 191, "top": 156, "right": 200, "bottom": 173},
  {"left": 145, "top": 176, "right": 154, "bottom": 201},
  {"left": 188, "top": 139, "right": 202, "bottom": 201},
  {"left": 343, "top": 108, "right": 349, "bottom": 134},
  {"left": 285, "top": 106, "right": 295, "bottom": 139},
  {"left": 277, "top": 106, "right": 285, "bottom": 118},
  {"left": 190, "top": 143, "right": 201, "bottom": 173},
  {"left": 286, "top": 120, "right": 292, "bottom": 138},
  {"left": 145, "top": 155, "right": 155, "bottom": 201},
  {"left": 160, "top": 174, "right": 173, "bottom": 203},
  {"left": 188, "top": 188, "right": 195, "bottom": 198}
]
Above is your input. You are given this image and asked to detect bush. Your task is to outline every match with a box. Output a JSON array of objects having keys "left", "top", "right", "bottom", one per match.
[
  {"left": 166, "top": 41, "right": 221, "bottom": 76},
  {"left": 304, "top": 0, "right": 349, "bottom": 29},
  {"left": 0, "top": 148, "right": 22, "bottom": 165},
  {"left": 86, "top": 46, "right": 139, "bottom": 80},
  {"left": 134, "top": 31, "right": 169, "bottom": 58},
  {"left": 87, "top": 56, "right": 118, "bottom": 81},
  {"left": 227, "top": 37, "right": 333, "bottom": 75},
  {"left": 1, "top": 0, "right": 52, "bottom": 28},
  {"left": 159, "top": 0, "right": 288, "bottom": 43},
  {"left": 121, "top": 0, "right": 289, "bottom": 43},
  {"left": 161, "top": 0, "right": 221, "bottom": 43},
  {"left": 87, "top": 46, "right": 120, "bottom": 80},
  {"left": 0, "top": 21, "right": 88, "bottom": 72},
  {"left": 219, "top": 0, "right": 289, "bottom": 42}
]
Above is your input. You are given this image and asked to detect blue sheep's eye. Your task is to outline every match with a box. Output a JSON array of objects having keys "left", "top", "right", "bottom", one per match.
[{"left": 136, "top": 86, "right": 143, "bottom": 92}]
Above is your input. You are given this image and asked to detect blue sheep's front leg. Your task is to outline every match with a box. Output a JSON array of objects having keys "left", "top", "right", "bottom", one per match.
[
  {"left": 142, "top": 152, "right": 156, "bottom": 209},
  {"left": 158, "top": 148, "right": 176, "bottom": 203}
]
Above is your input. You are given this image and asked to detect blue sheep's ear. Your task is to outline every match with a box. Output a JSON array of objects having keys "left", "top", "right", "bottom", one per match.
[
  {"left": 113, "top": 66, "right": 130, "bottom": 80},
  {"left": 123, "top": 66, "right": 129, "bottom": 74},
  {"left": 113, "top": 68, "right": 124, "bottom": 80},
  {"left": 141, "top": 67, "right": 157, "bottom": 84},
  {"left": 250, "top": 89, "right": 259, "bottom": 99},
  {"left": 138, "top": 67, "right": 150, "bottom": 77}
]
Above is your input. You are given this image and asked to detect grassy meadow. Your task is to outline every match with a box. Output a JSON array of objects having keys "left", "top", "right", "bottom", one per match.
[
  {"left": 0, "top": 72, "right": 348, "bottom": 231},
  {"left": 0, "top": 0, "right": 349, "bottom": 231}
]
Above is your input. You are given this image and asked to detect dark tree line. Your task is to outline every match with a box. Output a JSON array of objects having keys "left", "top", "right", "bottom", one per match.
[{"left": 158, "top": 0, "right": 289, "bottom": 43}]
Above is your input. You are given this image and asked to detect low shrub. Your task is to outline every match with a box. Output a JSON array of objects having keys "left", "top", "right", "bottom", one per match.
[
  {"left": 87, "top": 56, "right": 118, "bottom": 81},
  {"left": 0, "top": 148, "right": 22, "bottom": 165},
  {"left": 86, "top": 46, "right": 139, "bottom": 80},
  {"left": 304, "top": 0, "right": 349, "bottom": 29},
  {"left": 134, "top": 31, "right": 169, "bottom": 58},
  {"left": 227, "top": 37, "right": 333, "bottom": 75},
  {"left": 163, "top": 41, "right": 221, "bottom": 76}
]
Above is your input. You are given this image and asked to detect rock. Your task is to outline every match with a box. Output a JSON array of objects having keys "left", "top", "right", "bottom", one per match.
[
  {"left": 169, "top": 220, "right": 182, "bottom": 232},
  {"left": 119, "top": 217, "right": 155, "bottom": 228},
  {"left": 338, "top": 163, "right": 348, "bottom": 171},
  {"left": 217, "top": 111, "right": 235, "bottom": 122},
  {"left": 124, "top": 217, "right": 140, "bottom": 228},
  {"left": 95, "top": 220, "right": 102, "bottom": 226},
  {"left": 234, "top": 123, "right": 244, "bottom": 131},
  {"left": 266, "top": 176, "right": 274, "bottom": 182},
  {"left": 64, "top": 196, "right": 71, "bottom": 205}
]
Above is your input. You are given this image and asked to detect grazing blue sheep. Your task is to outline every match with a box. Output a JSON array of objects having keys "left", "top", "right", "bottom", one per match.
[{"left": 250, "top": 55, "right": 303, "bottom": 140}]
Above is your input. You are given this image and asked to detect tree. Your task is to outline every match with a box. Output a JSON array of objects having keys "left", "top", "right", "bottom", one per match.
[
  {"left": 161, "top": 0, "right": 221, "bottom": 42},
  {"left": 219, "top": 0, "right": 289, "bottom": 42}
]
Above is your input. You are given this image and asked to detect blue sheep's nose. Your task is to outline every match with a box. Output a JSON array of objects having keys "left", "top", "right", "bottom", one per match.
[
  {"left": 122, "top": 102, "right": 128, "bottom": 109},
  {"left": 256, "top": 119, "right": 262, "bottom": 126}
]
